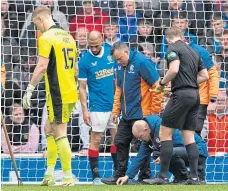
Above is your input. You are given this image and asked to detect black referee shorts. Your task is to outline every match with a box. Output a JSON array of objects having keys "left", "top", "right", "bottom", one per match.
[{"left": 161, "top": 88, "right": 200, "bottom": 131}]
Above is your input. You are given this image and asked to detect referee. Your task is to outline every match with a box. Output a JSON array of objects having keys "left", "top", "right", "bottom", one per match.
[{"left": 150, "top": 28, "right": 209, "bottom": 185}]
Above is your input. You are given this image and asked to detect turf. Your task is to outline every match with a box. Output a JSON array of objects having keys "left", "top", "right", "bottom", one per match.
[{"left": 2, "top": 185, "right": 228, "bottom": 191}]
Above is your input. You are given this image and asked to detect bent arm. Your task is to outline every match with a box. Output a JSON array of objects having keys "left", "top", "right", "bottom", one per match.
[
  {"left": 23, "top": 124, "right": 39, "bottom": 153},
  {"left": 126, "top": 142, "right": 152, "bottom": 179},
  {"left": 161, "top": 60, "right": 180, "bottom": 84},
  {"left": 197, "top": 69, "right": 209, "bottom": 84},
  {"left": 208, "top": 66, "right": 219, "bottom": 98}
]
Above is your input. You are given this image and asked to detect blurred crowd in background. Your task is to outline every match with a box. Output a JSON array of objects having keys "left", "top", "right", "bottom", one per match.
[{"left": 1, "top": 0, "right": 228, "bottom": 156}]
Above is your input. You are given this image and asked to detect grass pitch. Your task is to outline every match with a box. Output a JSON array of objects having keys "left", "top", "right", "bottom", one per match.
[{"left": 2, "top": 184, "right": 228, "bottom": 191}]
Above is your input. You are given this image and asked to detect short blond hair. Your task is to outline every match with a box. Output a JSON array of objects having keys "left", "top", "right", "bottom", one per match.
[
  {"left": 166, "top": 27, "right": 184, "bottom": 40},
  {"left": 32, "top": 6, "right": 51, "bottom": 19}
]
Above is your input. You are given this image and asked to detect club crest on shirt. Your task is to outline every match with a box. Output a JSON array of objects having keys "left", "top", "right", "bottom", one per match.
[
  {"left": 107, "top": 56, "right": 113, "bottom": 63},
  {"left": 128, "top": 65, "right": 135, "bottom": 74},
  {"left": 118, "top": 66, "right": 121, "bottom": 70},
  {"left": 91, "top": 61, "right": 97, "bottom": 66}
]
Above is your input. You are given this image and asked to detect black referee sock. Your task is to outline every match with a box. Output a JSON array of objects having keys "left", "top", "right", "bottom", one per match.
[
  {"left": 159, "top": 140, "right": 173, "bottom": 179},
  {"left": 185, "top": 143, "right": 199, "bottom": 179}
]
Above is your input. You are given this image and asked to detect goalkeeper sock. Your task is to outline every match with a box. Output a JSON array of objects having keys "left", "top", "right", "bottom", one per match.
[
  {"left": 56, "top": 136, "right": 72, "bottom": 178},
  {"left": 88, "top": 149, "right": 100, "bottom": 179},
  {"left": 45, "top": 134, "right": 57, "bottom": 176},
  {"left": 110, "top": 144, "right": 117, "bottom": 171},
  {"left": 159, "top": 140, "right": 173, "bottom": 179},
  {"left": 186, "top": 143, "right": 199, "bottom": 179}
]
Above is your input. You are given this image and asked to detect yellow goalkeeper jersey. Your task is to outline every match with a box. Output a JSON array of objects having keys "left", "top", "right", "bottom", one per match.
[{"left": 38, "top": 25, "right": 78, "bottom": 104}]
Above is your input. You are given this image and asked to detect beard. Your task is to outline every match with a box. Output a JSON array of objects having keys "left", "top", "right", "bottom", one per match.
[{"left": 92, "top": 48, "right": 101, "bottom": 56}]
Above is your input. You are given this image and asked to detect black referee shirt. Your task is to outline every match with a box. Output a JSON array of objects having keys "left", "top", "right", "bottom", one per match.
[{"left": 165, "top": 40, "right": 205, "bottom": 92}]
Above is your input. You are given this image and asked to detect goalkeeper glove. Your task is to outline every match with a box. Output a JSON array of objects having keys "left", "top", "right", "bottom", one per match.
[{"left": 23, "top": 84, "right": 35, "bottom": 109}]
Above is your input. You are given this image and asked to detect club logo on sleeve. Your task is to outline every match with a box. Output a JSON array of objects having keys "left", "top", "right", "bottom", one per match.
[{"left": 167, "top": 52, "right": 177, "bottom": 60}]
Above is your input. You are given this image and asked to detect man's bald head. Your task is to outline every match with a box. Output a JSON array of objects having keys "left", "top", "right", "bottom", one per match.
[
  {"left": 88, "top": 31, "right": 103, "bottom": 46},
  {"left": 132, "top": 120, "right": 151, "bottom": 142},
  {"left": 132, "top": 120, "right": 147, "bottom": 135},
  {"left": 88, "top": 31, "right": 103, "bottom": 55}
]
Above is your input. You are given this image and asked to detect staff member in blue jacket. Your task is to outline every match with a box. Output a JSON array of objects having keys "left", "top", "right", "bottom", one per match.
[
  {"left": 101, "top": 41, "right": 163, "bottom": 185},
  {"left": 116, "top": 115, "right": 208, "bottom": 185}
]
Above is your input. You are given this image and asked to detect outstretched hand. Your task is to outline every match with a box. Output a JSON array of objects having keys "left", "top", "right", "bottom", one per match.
[{"left": 116, "top": 176, "right": 129, "bottom": 185}]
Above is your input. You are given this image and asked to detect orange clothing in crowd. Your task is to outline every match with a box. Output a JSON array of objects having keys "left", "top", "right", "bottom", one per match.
[{"left": 207, "top": 114, "right": 228, "bottom": 156}]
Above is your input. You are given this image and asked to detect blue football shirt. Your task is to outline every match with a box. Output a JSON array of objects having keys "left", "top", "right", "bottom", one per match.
[{"left": 78, "top": 46, "right": 115, "bottom": 112}]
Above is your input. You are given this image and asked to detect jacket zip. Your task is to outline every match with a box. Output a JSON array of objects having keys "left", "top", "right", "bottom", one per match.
[{"left": 123, "top": 67, "right": 127, "bottom": 116}]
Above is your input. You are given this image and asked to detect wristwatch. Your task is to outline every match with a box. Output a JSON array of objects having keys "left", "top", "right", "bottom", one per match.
[
  {"left": 210, "top": 97, "right": 217, "bottom": 103},
  {"left": 159, "top": 81, "right": 165, "bottom": 86}
]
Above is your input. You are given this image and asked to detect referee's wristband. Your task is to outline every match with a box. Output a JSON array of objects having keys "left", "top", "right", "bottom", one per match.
[{"left": 159, "top": 81, "right": 165, "bottom": 86}]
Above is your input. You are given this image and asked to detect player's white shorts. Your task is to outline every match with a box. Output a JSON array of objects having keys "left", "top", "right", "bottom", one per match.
[{"left": 90, "top": 112, "right": 116, "bottom": 133}]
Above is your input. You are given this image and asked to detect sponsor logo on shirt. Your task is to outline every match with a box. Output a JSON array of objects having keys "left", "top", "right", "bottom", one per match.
[{"left": 95, "top": 67, "right": 114, "bottom": 79}]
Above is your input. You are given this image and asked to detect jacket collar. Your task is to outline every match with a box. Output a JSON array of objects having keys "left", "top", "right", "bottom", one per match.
[{"left": 128, "top": 49, "right": 137, "bottom": 62}]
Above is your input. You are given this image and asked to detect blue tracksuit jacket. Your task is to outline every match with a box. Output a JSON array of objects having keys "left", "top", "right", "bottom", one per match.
[{"left": 126, "top": 115, "right": 208, "bottom": 179}]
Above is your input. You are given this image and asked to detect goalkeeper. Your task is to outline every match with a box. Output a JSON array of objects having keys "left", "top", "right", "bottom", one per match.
[
  {"left": 117, "top": 115, "right": 208, "bottom": 185},
  {"left": 23, "top": 6, "right": 78, "bottom": 186}
]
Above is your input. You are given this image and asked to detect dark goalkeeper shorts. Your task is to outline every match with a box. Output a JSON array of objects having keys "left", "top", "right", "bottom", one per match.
[
  {"left": 46, "top": 94, "right": 75, "bottom": 124},
  {"left": 161, "top": 88, "right": 200, "bottom": 131}
]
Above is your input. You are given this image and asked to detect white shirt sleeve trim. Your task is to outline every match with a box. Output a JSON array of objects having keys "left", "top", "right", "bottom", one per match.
[{"left": 78, "top": 78, "right": 87, "bottom": 81}]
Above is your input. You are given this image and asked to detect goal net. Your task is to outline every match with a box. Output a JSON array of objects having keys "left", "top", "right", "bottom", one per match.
[{"left": 1, "top": 0, "right": 228, "bottom": 184}]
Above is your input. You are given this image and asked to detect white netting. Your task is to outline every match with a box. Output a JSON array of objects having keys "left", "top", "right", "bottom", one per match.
[{"left": 1, "top": 0, "right": 228, "bottom": 184}]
